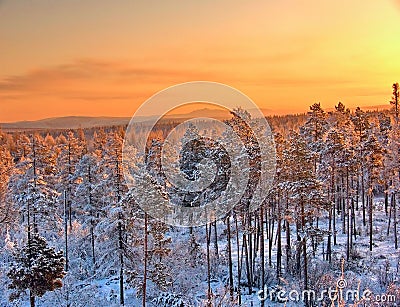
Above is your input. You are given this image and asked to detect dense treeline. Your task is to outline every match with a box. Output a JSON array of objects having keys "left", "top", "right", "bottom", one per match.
[{"left": 1, "top": 84, "right": 400, "bottom": 306}]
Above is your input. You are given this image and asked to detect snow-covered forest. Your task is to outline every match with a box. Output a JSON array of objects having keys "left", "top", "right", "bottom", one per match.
[{"left": 1, "top": 84, "right": 400, "bottom": 307}]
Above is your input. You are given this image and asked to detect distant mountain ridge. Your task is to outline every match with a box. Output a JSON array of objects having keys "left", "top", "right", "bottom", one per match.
[
  {"left": 0, "top": 116, "right": 132, "bottom": 131},
  {"left": 0, "top": 105, "right": 391, "bottom": 130}
]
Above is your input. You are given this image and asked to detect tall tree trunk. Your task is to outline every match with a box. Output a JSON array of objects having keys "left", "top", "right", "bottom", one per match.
[
  {"left": 268, "top": 210, "right": 274, "bottom": 267},
  {"left": 226, "top": 214, "right": 234, "bottom": 300},
  {"left": 276, "top": 198, "right": 282, "bottom": 279},
  {"left": 351, "top": 177, "right": 357, "bottom": 241},
  {"left": 248, "top": 214, "right": 254, "bottom": 289},
  {"left": 327, "top": 205, "right": 332, "bottom": 263},
  {"left": 32, "top": 135, "right": 38, "bottom": 234},
  {"left": 301, "top": 200, "right": 305, "bottom": 230},
  {"left": 303, "top": 237, "right": 309, "bottom": 307},
  {"left": 327, "top": 170, "right": 333, "bottom": 262},
  {"left": 362, "top": 173, "right": 366, "bottom": 226},
  {"left": 350, "top": 186, "right": 354, "bottom": 259},
  {"left": 385, "top": 182, "right": 389, "bottom": 215},
  {"left": 143, "top": 213, "right": 148, "bottom": 307},
  {"left": 260, "top": 206, "right": 265, "bottom": 307},
  {"left": 118, "top": 215, "right": 124, "bottom": 306},
  {"left": 388, "top": 195, "right": 393, "bottom": 236},
  {"left": 356, "top": 177, "right": 360, "bottom": 211},
  {"left": 369, "top": 194, "right": 373, "bottom": 251},
  {"left": 346, "top": 207, "right": 351, "bottom": 261},
  {"left": 213, "top": 221, "right": 219, "bottom": 261},
  {"left": 88, "top": 165, "right": 95, "bottom": 267},
  {"left": 234, "top": 213, "right": 241, "bottom": 305},
  {"left": 296, "top": 225, "right": 301, "bottom": 277},
  {"left": 90, "top": 220, "right": 95, "bottom": 266},
  {"left": 394, "top": 193, "right": 398, "bottom": 249},
  {"left": 64, "top": 191, "right": 69, "bottom": 272},
  {"left": 30, "top": 290, "right": 35, "bottom": 307},
  {"left": 346, "top": 170, "right": 350, "bottom": 260},
  {"left": 253, "top": 216, "right": 258, "bottom": 281},
  {"left": 285, "top": 197, "right": 291, "bottom": 273},
  {"left": 68, "top": 142, "right": 73, "bottom": 230},
  {"left": 206, "top": 223, "right": 212, "bottom": 307},
  {"left": 333, "top": 199, "right": 337, "bottom": 245},
  {"left": 116, "top": 149, "right": 124, "bottom": 306},
  {"left": 243, "top": 232, "right": 251, "bottom": 294},
  {"left": 341, "top": 176, "right": 346, "bottom": 235}
]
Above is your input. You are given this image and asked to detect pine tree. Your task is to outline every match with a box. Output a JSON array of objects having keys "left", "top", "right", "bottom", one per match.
[
  {"left": 7, "top": 234, "right": 65, "bottom": 307},
  {"left": 388, "top": 120, "right": 400, "bottom": 248},
  {"left": 147, "top": 220, "right": 172, "bottom": 291},
  {"left": 104, "top": 129, "right": 127, "bottom": 305},
  {"left": 323, "top": 128, "right": 346, "bottom": 260},
  {"left": 300, "top": 102, "right": 328, "bottom": 173},
  {"left": 8, "top": 135, "right": 59, "bottom": 235},
  {"left": 351, "top": 107, "right": 370, "bottom": 226},
  {"left": 73, "top": 153, "right": 104, "bottom": 267},
  {"left": 281, "top": 131, "right": 325, "bottom": 304},
  {"left": 56, "top": 130, "right": 85, "bottom": 230},
  {"left": 363, "top": 134, "right": 384, "bottom": 251},
  {"left": 378, "top": 113, "right": 392, "bottom": 214},
  {"left": 332, "top": 102, "right": 351, "bottom": 128},
  {"left": 271, "top": 132, "right": 286, "bottom": 277},
  {"left": 391, "top": 82, "right": 399, "bottom": 118},
  {"left": 0, "top": 135, "right": 14, "bottom": 225}
]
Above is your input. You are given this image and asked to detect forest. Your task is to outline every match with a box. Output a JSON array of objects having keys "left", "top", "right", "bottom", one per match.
[{"left": 1, "top": 83, "right": 400, "bottom": 307}]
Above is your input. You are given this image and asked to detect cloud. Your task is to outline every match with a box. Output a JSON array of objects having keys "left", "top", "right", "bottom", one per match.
[
  {"left": 0, "top": 57, "right": 357, "bottom": 104},
  {"left": 0, "top": 59, "right": 214, "bottom": 95},
  {"left": 62, "top": 94, "right": 133, "bottom": 101},
  {"left": 0, "top": 58, "right": 232, "bottom": 122},
  {"left": 0, "top": 57, "right": 389, "bottom": 122}
]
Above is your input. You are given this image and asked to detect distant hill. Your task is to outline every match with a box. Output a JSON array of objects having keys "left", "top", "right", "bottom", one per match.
[
  {"left": 0, "top": 105, "right": 389, "bottom": 131},
  {"left": 164, "top": 108, "right": 231, "bottom": 120},
  {"left": 0, "top": 116, "right": 132, "bottom": 131},
  {"left": 0, "top": 107, "right": 273, "bottom": 131}
]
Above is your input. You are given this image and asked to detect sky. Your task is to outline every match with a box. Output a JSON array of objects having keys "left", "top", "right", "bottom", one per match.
[{"left": 0, "top": 0, "right": 400, "bottom": 122}]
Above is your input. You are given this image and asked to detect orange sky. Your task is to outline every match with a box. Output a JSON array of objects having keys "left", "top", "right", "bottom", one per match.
[{"left": 0, "top": 0, "right": 400, "bottom": 122}]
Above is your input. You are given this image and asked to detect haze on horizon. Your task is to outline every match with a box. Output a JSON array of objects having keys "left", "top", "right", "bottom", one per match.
[{"left": 0, "top": 0, "right": 399, "bottom": 122}]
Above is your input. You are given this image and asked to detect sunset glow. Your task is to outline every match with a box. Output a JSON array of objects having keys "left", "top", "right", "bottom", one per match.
[{"left": 1, "top": 0, "right": 399, "bottom": 122}]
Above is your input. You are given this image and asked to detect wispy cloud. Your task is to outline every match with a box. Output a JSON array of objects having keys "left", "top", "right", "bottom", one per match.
[
  {"left": 0, "top": 57, "right": 393, "bottom": 122},
  {"left": 0, "top": 59, "right": 227, "bottom": 122},
  {"left": 0, "top": 57, "right": 350, "bottom": 105},
  {"left": 0, "top": 59, "right": 219, "bottom": 94},
  {"left": 0, "top": 60, "right": 217, "bottom": 92}
]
